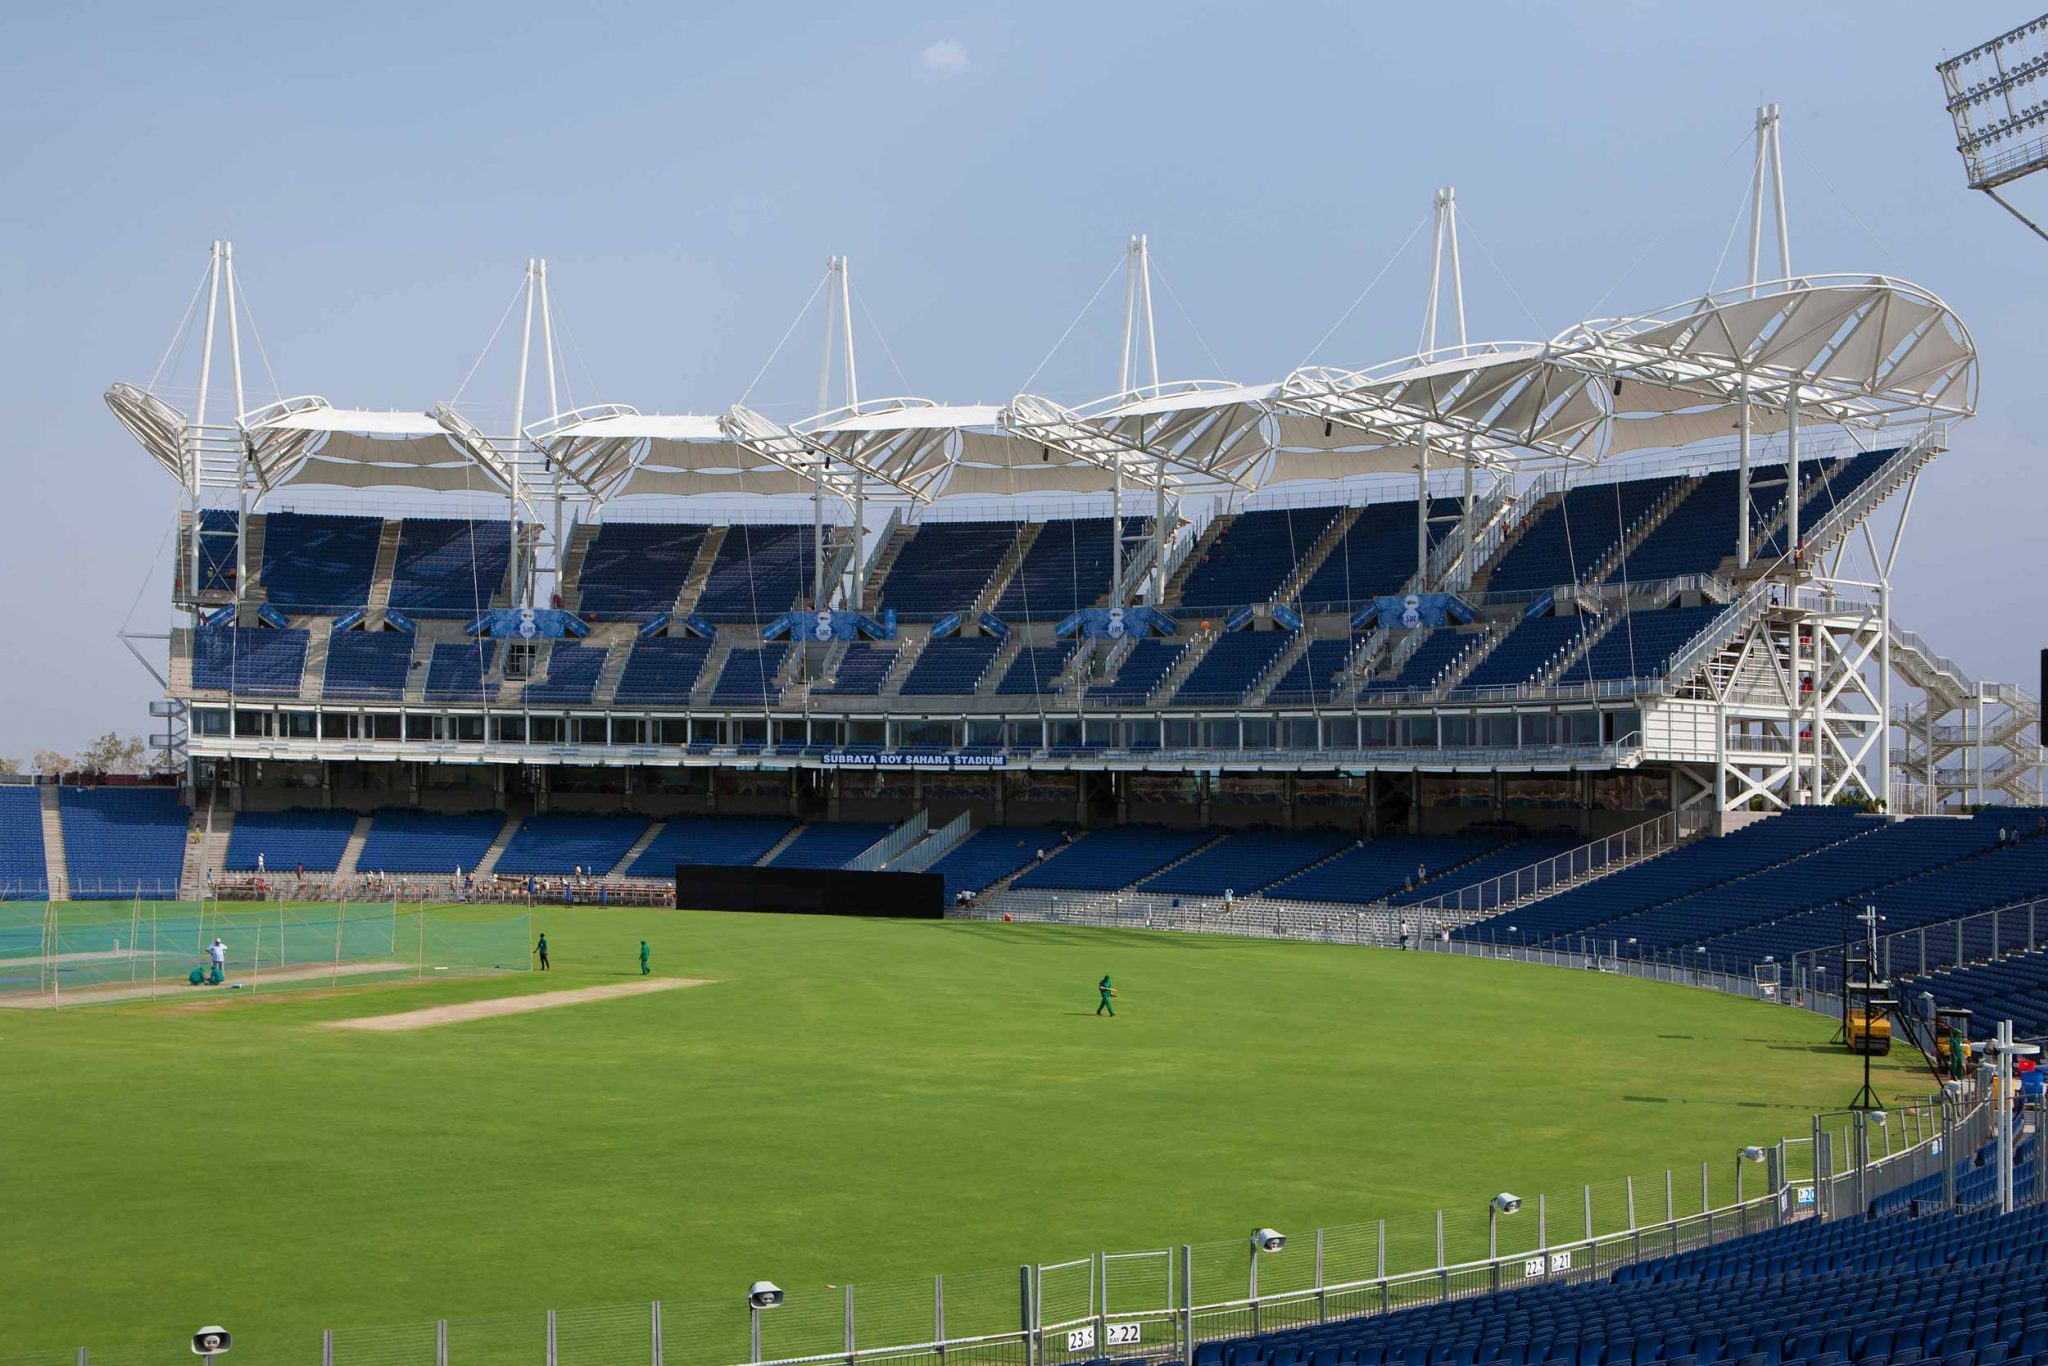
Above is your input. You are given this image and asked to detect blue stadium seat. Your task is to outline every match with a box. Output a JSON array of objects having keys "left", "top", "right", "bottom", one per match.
[
  {"left": 355, "top": 810, "right": 504, "bottom": 875},
  {"left": 225, "top": 809, "right": 357, "bottom": 873},
  {"left": 193, "top": 626, "right": 309, "bottom": 696},
  {"left": 768, "top": 822, "right": 895, "bottom": 868},
  {"left": 1141, "top": 830, "right": 1352, "bottom": 895},
  {"left": 821, "top": 643, "right": 900, "bottom": 696},
  {"left": 1087, "top": 639, "right": 1188, "bottom": 703},
  {"left": 1173, "top": 632, "right": 1293, "bottom": 705},
  {"left": 574, "top": 522, "right": 710, "bottom": 619},
  {"left": 630, "top": 817, "right": 797, "bottom": 876},
  {"left": 1297, "top": 498, "right": 1462, "bottom": 613},
  {"left": 616, "top": 638, "right": 715, "bottom": 703},
  {"left": 902, "top": 638, "right": 1002, "bottom": 695},
  {"left": 1267, "top": 834, "right": 1503, "bottom": 904},
  {"left": 930, "top": 825, "right": 1072, "bottom": 899},
  {"left": 323, "top": 629, "right": 413, "bottom": 699},
  {"left": 1013, "top": 827, "right": 1214, "bottom": 890},
  {"left": 386, "top": 519, "right": 513, "bottom": 618},
  {"left": 1179, "top": 506, "right": 1343, "bottom": 613},
  {"left": 696, "top": 525, "right": 819, "bottom": 621},
  {"left": 59, "top": 786, "right": 188, "bottom": 898},
  {"left": 711, "top": 644, "right": 792, "bottom": 704},
  {"left": 259, "top": 512, "right": 382, "bottom": 612},
  {"left": 522, "top": 645, "right": 607, "bottom": 705},
  {"left": 880, "top": 521, "right": 1020, "bottom": 621},
  {"left": 994, "top": 518, "right": 1145, "bottom": 620},
  {"left": 1267, "top": 638, "right": 1355, "bottom": 705},
  {"left": 495, "top": 814, "right": 651, "bottom": 876},
  {"left": 423, "top": 641, "right": 498, "bottom": 703},
  {"left": 0, "top": 785, "right": 49, "bottom": 892}
]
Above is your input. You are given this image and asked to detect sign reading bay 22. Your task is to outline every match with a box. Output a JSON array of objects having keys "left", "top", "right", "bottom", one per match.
[{"left": 820, "top": 751, "right": 1007, "bottom": 769}]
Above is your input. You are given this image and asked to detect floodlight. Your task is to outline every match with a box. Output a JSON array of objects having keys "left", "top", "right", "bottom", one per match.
[
  {"left": 1937, "top": 14, "right": 2048, "bottom": 241},
  {"left": 1251, "top": 1228, "right": 1287, "bottom": 1253},
  {"left": 1490, "top": 1193, "right": 1522, "bottom": 1215},
  {"left": 748, "top": 1282, "right": 785, "bottom": 1309},
  {"left": 1871, "top": 1111, "right": 1888, "bottom": 1127},
  {"left": 1739, "top": 1146, "right": 1767, "bottom": 1163},
  {"left": 191, "top": 1328, "right": 232, "bottom": 1358}
]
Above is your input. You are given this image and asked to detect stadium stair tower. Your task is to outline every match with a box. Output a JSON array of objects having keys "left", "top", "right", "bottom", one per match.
[
  {"left": 1891, "top": 625, "right": 2043, "bottom": 809},
  {"left": 37, "top": 786, "right": 66, "bottom": 898},
  {"left": 335, "top": 813, "right": 374, "bottom": 877}
]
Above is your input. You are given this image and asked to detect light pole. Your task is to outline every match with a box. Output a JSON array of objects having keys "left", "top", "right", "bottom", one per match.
[{"left": 748, "top": 1282, "right": 785, "bottom": 1363}]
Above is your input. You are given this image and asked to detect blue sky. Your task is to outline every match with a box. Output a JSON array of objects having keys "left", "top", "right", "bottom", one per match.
[{"left": 1, "top": 2, "right": 2043, "bottom": 760}]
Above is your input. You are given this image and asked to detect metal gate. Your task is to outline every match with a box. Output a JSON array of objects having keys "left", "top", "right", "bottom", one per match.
[
  {"left": 1034, "top": 1257, "right": 1097, "bottom": 1365},
  {"left": 1102, "top": 1250, "right": 1177, "bottom": 1360}
]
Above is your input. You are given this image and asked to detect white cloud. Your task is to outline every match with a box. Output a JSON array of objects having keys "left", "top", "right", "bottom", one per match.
[{"left": 921, "top": 39, "right": 968, "bottom": 73}]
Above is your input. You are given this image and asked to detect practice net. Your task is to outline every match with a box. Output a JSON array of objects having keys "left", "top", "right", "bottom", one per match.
[{"left": 0, "top": 901, "right": 531, "bottom": 1006}]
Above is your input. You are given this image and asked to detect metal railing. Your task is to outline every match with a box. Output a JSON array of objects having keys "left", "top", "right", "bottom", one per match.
[
  {"left": 1403, "top": 810, "right": 1707, "bottom": 921},
  {"left": 846, "top": 811, "right": 929, "bottom": 871}
]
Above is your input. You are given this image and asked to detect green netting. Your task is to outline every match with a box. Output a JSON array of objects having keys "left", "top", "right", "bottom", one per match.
[{"left": 0, "top": 901, "right": 530, "bottom": 1005}]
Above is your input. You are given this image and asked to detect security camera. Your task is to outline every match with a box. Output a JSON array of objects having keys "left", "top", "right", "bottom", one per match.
[
  {"left": 1490, "top": 1193, "right": 1522, "bottom": 1215},
  {"left": 1250, "top": 1228, "right": 1287, "bottom": 1253},
  {"left": 1870, "top": 1110, "right": 1888, "bottom": 1126},
  {"left": 1739, "top": 1146, "right": 1767, "bottom": 1163},
  {"left": 748, "top": 1281, "right": 785, "bottom": 1310},
  {"left": 191, "top": 1327, "right": 233, "bottom": 1357}
]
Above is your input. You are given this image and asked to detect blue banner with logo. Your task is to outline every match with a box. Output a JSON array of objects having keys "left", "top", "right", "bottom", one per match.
[
  {"left": 820, "top": 750, "right": 1007, "bottom": 770},
  {"left": 466, "top": 608, "right": 589, "bottom": 639},
  {"left": 1054, "top": 605, "right": 1176, "bottom": 640},
  {"left": 766, "top": 609, "right": 897, "bottom": 643},
  {"left": 1373, "top": 593, "right": 1473, "bottom": 630}
]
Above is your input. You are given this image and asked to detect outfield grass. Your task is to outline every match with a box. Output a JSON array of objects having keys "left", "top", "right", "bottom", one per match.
[{"left": 0, "top": 907, "right": 1917, "bottom": 1361}]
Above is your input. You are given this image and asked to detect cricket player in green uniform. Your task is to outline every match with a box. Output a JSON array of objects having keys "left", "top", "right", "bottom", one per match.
[
  {"left": 639, "top": 940, "right": 651, "bottom": 976},
  {"left": 1096, "top": 973, "right": 1117, "bottom": 1016}
]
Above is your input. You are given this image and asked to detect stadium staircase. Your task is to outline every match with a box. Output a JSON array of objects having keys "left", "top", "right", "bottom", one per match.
[
  {"left": 187, "top": 793, "right": 232, "bottom": 889},
  {"left": 973, "top": 523, "right": 1042, "bottom": 617},
  {"left": 471, "top": 811, "right": 523, "bottom": 878},
  {"left": 299, "top": 619, "right": 335, "bottom": 696},
  {"left": 37, "top": 786, "right": 66, "bottom": 898},
  {"left": 689, "top": 633, "right": 740, "bottom": 706},
  {"left": 1464, "top": 479, "right": 1564, "bottom": 595},
  {"left": 1151, "top": 629, "right": 1220, "bottom": 705},
  {"left": 754, "top": 824, "right": 807, "bottom": 866},
  {"left": 365, "top": 519, "right": 403, "bottom": 617},
  {"left": 589, "top": 631, "right": 636, "bottom": 706},
  {"left": 1890, "top": 624, "right": 2042, "bottom": 806},
  {"left": 555, "top": 523, "right": 595, "bottom": 612},
  {"left": 878, "top": 634, "right": 931, "bottom": 696},
  {"left": 610, "top": 820, "right": 665, "bottom": 878},
  {"left": 239, "top": 515, "right": 269, "bottom": 606},
  {"left": 335, "top": 814, "right": 374, "bottom": 877},
  {"left": 1161, "top": 510, "right": 1233, "bottom": 609},
  {"left": 858, "top": 521, "right": 913, "bottom": 612},
  {"left": 978, "top": 632, "right": 1031, "bottom": 695},
  {"left": 1533, "top": 613, "right": 1612, "bottom": 687},
  {"left": 975, "top": 831, "right": 1092, "bottom": 898},
  {"left": 1795, "top": 428, "right": 1944, "bottom": 564},
  {"left": 1245, "top": 629, "right": 1317, "bottom": 705},
  {"left": 1582, "top": 474, "right": 1703, "bottom": 586},
  {"left": 673, "top": 527, "right": 727, "bottom": 617},
  {"left": 1269, "top": 506, "right": 1360, "bottom": 610}
]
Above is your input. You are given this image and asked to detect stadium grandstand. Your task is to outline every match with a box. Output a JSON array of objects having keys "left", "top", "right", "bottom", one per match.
[{"left": 53, "top": 116, "right": 2036, "bottom": 971}]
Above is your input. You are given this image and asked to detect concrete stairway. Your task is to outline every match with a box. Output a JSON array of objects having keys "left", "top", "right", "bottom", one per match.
[
  {"left": 610, "top": 820, "right": 664, "bottom": 878},
  {"left": 472, "top": 813, "right": 522, "bottom": 878},
  {"left": 366, "top": 519, "right": 403, "bottom": 617},
  {"left": 335, "top": 814, "right": 374, "bottom": 878},
  {"left": 39, "top": 786, "right": 67, "bottom": 897},
  {"left": 674, "top": 527, "right": 728, "bottom": 616},
  {"left": 755, "top": 824, "right": 806, "bottom": 867}
]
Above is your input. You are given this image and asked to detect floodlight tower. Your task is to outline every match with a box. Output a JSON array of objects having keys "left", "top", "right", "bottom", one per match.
[{"left": 1938, "top": 14, "right": 2048, "bottom": 242}]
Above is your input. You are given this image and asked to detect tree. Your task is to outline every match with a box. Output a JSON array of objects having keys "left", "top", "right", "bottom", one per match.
[
  {"left": 30, "top": 749, "right": 71, "bottom": 776},
  {"left": 76, "top": 733, "right": 147, "bottom": 776},
  {"left": 0, "top": 757, "right": 18, "bottom": 777}
]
